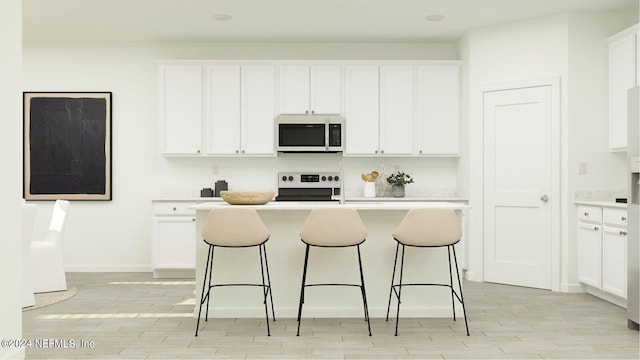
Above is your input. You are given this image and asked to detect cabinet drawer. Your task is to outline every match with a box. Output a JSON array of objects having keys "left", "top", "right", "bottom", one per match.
[
  {"left": 153, "top": 202, "right": 196, "bottom": 216},
  {"left": 578, "top": 206, "right": 602, "bottom": 223},
  {"left": 603, "top": 208, "right": 627, "bottom": 227}
]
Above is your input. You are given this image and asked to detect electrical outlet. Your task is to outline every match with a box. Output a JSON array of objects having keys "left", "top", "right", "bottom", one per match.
[
  {"left": 212, "top": 165, "right": 219, "bottom": 175},
  {"left": 578, "top": 162, "right": 587, "bottom": 175}
]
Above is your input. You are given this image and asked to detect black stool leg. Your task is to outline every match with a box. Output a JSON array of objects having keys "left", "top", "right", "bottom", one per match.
[
  {"left": 394, "top": 244, "right": 406, "bottom": 336},
  {"left": 296, "top": 244, "right": 310, "bottom": 336},
  {"left": 356, "top": 245, "right": 372, "bottom": 336},
  {"left": 452, "top": 245, "right": 470, "bottom": 336},
  {"left": 204, "top": 245, "right": 215, "bottom": 322},
  {"left": 195, "top": 244, "right": 213, "bottom": 336},
  {"left": 448, "top": 246, "right": 456, "bottom": 321},
  {"left": 258, "top": 244, "right": 271, "bottom": 336},
  {"left": 386, "top": 242, "right": 400, "bottom": 321},
  {"left": 262, "top": 244, "right": 276, "bottom": 321}
]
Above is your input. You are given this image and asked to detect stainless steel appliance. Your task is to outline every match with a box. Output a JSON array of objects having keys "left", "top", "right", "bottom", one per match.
[
  {"left": 628, "top": 86, "right": 639, "bottom": 330},
  {"left": 276, "top": 114, "right": 344, "bottom": 153},
  {"left": 275, "top": 172, "right": 341, "bottom": 201}
]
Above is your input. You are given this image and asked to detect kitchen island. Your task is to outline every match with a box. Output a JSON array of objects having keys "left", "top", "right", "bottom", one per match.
[{"left": 192, "top": 201, "right": 468, "bottom": 319}]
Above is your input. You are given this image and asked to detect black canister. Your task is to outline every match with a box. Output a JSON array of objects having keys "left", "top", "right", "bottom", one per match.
[
  {"left": 200, "top": 188, "right": 213, "bottom": 197},
  {"left": 214, "top": 180, "right": 228, "bottom": 197}
]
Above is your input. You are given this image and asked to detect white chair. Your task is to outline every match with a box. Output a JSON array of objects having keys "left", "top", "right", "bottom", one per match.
[
  {"left": 31, "top": 200, "right": 70, "bottom": 293},
  {"left": 22, "top": 200, "right": 37, "bottom": 307}
]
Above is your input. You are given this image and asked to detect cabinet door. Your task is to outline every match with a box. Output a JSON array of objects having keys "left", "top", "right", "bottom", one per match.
[
  {"left": 416, "top": 65, "right": 460, "bottom": 155},
  {"left": 344, "top": 65, "right": 379, "bottom": 155},
  {"left": 603, "top": 226, "right": 627, "bottom": 298},
  {"left": 310, "top": 65, "right": 342, "bottom": 114},
  {"left": 379, "top": 65, "right": 414, "bottom": 155},
  {"left": 278, "top": 65, "right": 310, "bottom": 114},
  {"left": 205, "top": 65, "right": 241, "bottom": 155},
  {"left": 609, "top": 32, "right": 637, "bottom": 151},
  {"left": 242, "top": 65, "right": 276, "bottom": 155},
  {"left": 159, "top": 64, "right": 203, "bottom": 155},
  {"left": 577, "top": 221, "right": 602, "bottom": 288},
  {"left": 153, "top": 216, "right": 196, "bottom": 269}
]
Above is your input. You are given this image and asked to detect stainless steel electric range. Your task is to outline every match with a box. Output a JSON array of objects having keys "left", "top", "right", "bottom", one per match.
[{"left": 275, "top": 172, "right": 341, "bottom": 202}]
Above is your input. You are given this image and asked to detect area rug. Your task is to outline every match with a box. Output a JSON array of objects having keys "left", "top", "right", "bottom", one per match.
[{"left": 22, "top": 285, "right": 77, "bottom": 311}]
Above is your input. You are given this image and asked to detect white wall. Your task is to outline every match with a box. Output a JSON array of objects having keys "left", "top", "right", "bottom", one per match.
[
  {"left": 1, "top": 1, "right": 24, "bottom": 358},
  {"left": 22, "top": 41, "right": 461, "bottom": 271},
  {"left": 462, "top": 11, "right": 637, "bottom": 290}
]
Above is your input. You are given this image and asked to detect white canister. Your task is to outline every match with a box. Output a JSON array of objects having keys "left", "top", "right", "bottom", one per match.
[{"left": 364, "top": 182, "right": 376, "bottom": 198}]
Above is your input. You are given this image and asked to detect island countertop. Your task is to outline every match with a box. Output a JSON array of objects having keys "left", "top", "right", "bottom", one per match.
[{"left": 191, "top": 201, "right": 468, "bottom": 211}]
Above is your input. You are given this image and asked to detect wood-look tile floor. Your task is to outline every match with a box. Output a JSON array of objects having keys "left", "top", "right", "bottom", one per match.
[{"left": 23, "top": 273, "right": 639, "bottom": 359}]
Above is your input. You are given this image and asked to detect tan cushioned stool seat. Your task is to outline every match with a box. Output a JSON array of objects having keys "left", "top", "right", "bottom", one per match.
[
  {"left": 392, "top": 208, "right": 461, "bottom": 247},
  {"left": 300, "top": 208, "right": 367, "bottom": 247},
  {"left": 201, "top": 208, "right": 270, "bottom": 247}
]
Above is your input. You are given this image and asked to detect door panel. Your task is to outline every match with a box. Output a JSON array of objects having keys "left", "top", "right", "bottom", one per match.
[{"left": 484, "top": 85, "right": 554, "bottom": 290}]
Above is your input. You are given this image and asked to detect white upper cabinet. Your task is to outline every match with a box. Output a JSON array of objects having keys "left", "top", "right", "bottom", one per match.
[
  {"left": 205, "top": 65, "right": 241, "bottom": 155},
  {"left": 608, "top": 25, "right": 639, "bottom": 152},
  {"left": 279, "top": 65, "right": 341, "bottom": 114},
  {"left": 379, "top": 65, "right": 414, "bottom": 155},
  {"left": 158, "top": 64, "right": 203, "bottom": 155},
  {"left": 242, "top": 65, "right": 277, "bottom": 155},
  {"left": 416, "top": 64, "right": 460, "bottom": 155},
  {"left": 344, "top": 65, "right": 380, "bottom": 155}
]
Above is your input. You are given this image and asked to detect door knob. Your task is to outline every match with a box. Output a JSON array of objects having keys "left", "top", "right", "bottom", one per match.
[{"left": 540, "top": 195, "right": 549, "bottom": 202}]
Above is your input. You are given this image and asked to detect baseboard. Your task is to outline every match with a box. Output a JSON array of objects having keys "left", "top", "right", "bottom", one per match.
[
  {"left": 585, "top": 286, "right": 627, "bottom": 309},
  {"left": 561, "top": 282, "right": 585, "bottom": 293},
  {"left": 65, "top": 265, "right": 151, "bottom": 272}
]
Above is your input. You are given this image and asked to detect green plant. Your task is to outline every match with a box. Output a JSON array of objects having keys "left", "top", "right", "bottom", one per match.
[{"left": 386, "top": 171, "right": 414, "bottom": 186}]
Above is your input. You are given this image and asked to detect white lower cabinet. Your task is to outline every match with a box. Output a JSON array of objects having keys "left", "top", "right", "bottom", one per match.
[
  {"left": 576, "top": 204, "right": 627, "bottom": 305},
  {"left": 152, "top": 201, "right": 197, "bottom": 278}
]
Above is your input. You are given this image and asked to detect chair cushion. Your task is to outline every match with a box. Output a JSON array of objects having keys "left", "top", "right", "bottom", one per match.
[
  {"left": 392, "top": 208, "right": 461, "bottom": 247},
  {"left": 201, "top": 208, "right": 270, "bottom": 247},
  {"left": 300, "top": 208, "right": 367, "bottom": 247}
]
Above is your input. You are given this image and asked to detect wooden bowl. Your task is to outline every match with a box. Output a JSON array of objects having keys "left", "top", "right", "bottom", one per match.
[{"left": 220, "top": 191, "right": 275, "bottom": 205}]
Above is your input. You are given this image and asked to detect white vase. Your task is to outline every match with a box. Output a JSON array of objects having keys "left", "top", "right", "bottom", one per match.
[{"left": 364, "top": 182, "right": 376, "bottom": 198}]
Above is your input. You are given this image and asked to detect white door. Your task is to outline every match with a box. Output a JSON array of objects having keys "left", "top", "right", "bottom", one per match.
[{"left": 483, "top": 84, "right": 558, "bottom": 290}]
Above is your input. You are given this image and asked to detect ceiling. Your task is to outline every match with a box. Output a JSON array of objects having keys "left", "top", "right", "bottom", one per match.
[{"left": 22, "top": 0, "right": 638, "bottom": 43}]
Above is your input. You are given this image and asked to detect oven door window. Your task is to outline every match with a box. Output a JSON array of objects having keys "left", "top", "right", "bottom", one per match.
[{"left": 279, "top": 124, "right": 325, "bottom": 147}]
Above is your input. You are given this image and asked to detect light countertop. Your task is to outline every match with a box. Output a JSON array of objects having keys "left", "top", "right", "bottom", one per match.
[
  {"left": 191, "top": 201, "right": 468, "bottom": 211},
  {"left": 574, "top": 200, "right": 627, "bottom": 209}
]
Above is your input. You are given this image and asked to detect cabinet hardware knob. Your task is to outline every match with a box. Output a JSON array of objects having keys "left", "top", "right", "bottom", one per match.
[
  {"left": 311, "top": 110, "right": 315, "bottom": 114},
  {"left": 540, "top": 195, "right": 549, "bottom": 202},
  {"left": 419, "top": 150, "right": 423, "bottom": 154},
  {"left": 197, "top": 150, "right": 201, "bottom": 154},
  {"left": 381, "top": 150, "right": 384, "bottom": 154},
  {"left": 620, "top": 231, "right": 627, "bottom": 236},
  {"left": 242, "top": 150, "right": 245, "bottom": 154},
  {"left": 192, "top": 218, "right": 196, "bottom": 222},
  {"left": 305, "top": 110, "right": 309, "bottom": 114},
  {"left": 235, "top": 150, "right": 239, "bottom": 154},
  {"left": 374, "top": 150, "right": 378, "bottom": 154},
  {"left": 621, "top": 216, "right": 626, "bottom": 221},
  {"left": 584, "top": 212, "right": 589, "bottom": 216},
  {"left": 172, "top": 207, "right": 177, "bottom": 211},
  {"left": 594, "top": 226, "right": 599, "bottom": 231}
]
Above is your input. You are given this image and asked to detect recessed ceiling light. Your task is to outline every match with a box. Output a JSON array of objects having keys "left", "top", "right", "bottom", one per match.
[
  {"left": 212, "top": 14, "right": 232, "bottom": 21},
  {"left": 424, "top": 14, "right": 445, "bottom": 22}
]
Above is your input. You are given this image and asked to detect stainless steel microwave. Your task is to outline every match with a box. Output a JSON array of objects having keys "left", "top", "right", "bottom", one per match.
[{"left": 276, "top": 114, "right": 344, "bottom": 153}]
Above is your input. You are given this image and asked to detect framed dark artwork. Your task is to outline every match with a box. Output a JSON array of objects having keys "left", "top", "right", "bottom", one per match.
[{"left": 23, "top": 92, "right": 112, "bottom": 201}]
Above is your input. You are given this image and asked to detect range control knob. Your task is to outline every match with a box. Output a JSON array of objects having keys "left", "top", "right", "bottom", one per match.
[
  {"left": 334, "top": 175, "right": 339, "bottom": 182},
  {"left": 321, "top": 176, "right": 327, "bottom": 181},
  {"left": 281, "top": 175, "right": 287, "bottom": 181},
  {"left": 288, "top": 176, "right": 294, "bottom": 181},
  {"left": 328, "top": 176, "right": 334, "bottom": 181}
]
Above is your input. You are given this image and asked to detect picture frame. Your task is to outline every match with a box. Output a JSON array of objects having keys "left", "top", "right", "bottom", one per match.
[{"left": 23, "top": 91, "right": 112, "bottom": 201}]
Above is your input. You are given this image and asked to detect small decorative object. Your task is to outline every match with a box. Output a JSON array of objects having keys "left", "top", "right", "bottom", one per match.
[
  {"left": 220, "top": 191, "right": 275, "bottom": 205},
  {"left": 375, "top": 165, "right": 388, "bottom": 197},
  {"left": 200, "top": 188, "right": 213, "bottom": 197},
  {"left": 386, "top": 171, "right": 414, "bottom": 198},
  {"left": 361, "top": 171, "right": 379, "bottom": 198}
]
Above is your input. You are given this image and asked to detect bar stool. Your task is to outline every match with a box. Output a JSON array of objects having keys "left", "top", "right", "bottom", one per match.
[
  {"left": 296, "top": 208, "right": 371, "bottom": 336},
  {"left": 195, "top": 208, "right": 275, "bottom": 336},
  {"left": 386, "top": 208, "right": 469, "bottom": 336}
]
